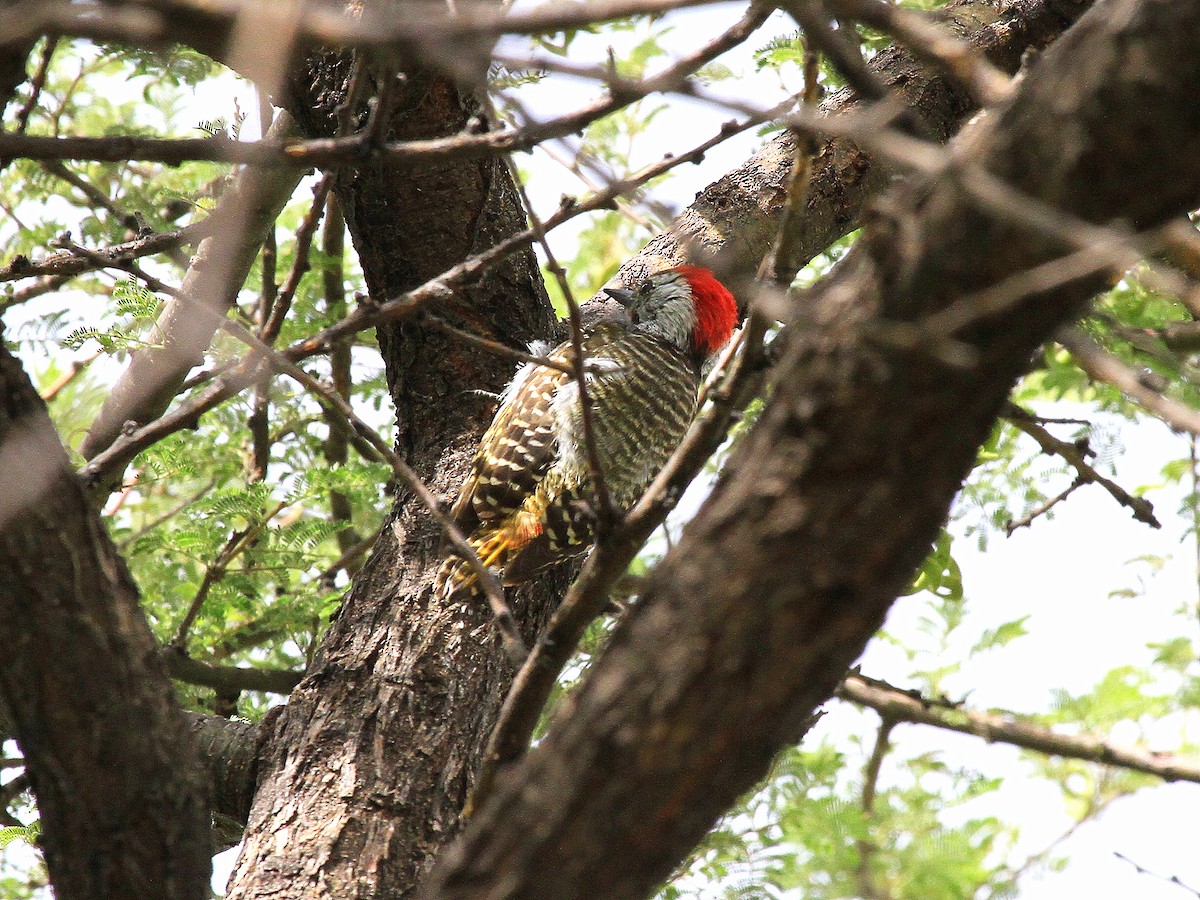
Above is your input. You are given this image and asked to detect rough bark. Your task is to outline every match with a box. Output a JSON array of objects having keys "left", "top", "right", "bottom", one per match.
[
  {"left": 425, "top": 0, "right": 1200, "bottom": 896},
  {"left": 188, "top": 711, "right": 266, "bottom": 829},
  {"left": 0, "top": 344, "right": 211, "bottom": 899},
  {"left": 224, "top": 53, "right": 564, "bottom": 899},
  {"left": 611, "top": 0, "right": 1095, "bottom": 291},
  {"left": 0, "top": 4, "right": 34, "bottom": 117}
]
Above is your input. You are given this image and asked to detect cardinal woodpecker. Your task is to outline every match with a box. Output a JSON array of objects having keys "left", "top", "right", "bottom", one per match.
[{"left": 437, "top": 265, "right": 738, "bottom": 597}]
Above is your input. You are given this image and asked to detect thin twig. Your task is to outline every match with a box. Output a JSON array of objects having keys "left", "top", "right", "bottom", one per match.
[
  {"left": 0, "top": 274, "right": 73, "bottom": 310},
  {"left": 248, "top": 370, "right": 271, "bottom": 484},
  {"left": 1003, "top": 402, "right": 1159, "bottom": 528},
  {"left": 839, "top": 674, "right": 1200, "bottom": 784},
  {"left": 825, "top": 0, "right": 1012, "bottom": 106},
  {"left": 50, "top": 234, "right": 182, "bottom": 299},
  {"left": 317, "top": 524, "right": 382, "bottom": 591},
  {"left": 1003, "top": 477, "right": 1083, "bottom": 535},
  {"left": 0, "top": 35, "right": 58, "bottom": 172},
  {"left": 1113, "top": 854, "right": 1200, "bottom": 899},
  {"left": 423, "top": 316, "right": 574, "bottom": 376},
  {"left": 117, "top": 479, "right": 218, "bottom": 551},
  {"left": 535, "top": 141, "right": 657, "bottom": 230},
  {"left": 82, "top": 364, "right": 262, "bottom": 490},
  {"left": 250, "top": 153, "right": 275, "bottom": 486},
  {"left": 500, "top": 142, "right": 616, "bottom": 527},
  {"left": 38, "top": 349, "right": 100, "bottom": 401},
  {"left": 171, "top": 500, "right": 288, "bottom": 649},
  {"left": 40, "top": 159, "right": 132, "bottom": 225},
  {"left": 1059, "top": 327, "right": 1200, "bottom": 439},
  {"left": 8, "top": 0, "right": 731, "bottom": 57},
  {"left": 855, "top": 717, "right": 896, "bottom": 900},
  {"left": 760, "top": 36, "right": 822, "bottom": 287},
  {"left": 0, "top": 222, "right": 205, "bottom": 283},
  {"left": 998, "top": 799, "right": 1115, "bottom": 888},
  {"left": 260, "top": 175, "right": 333, "bottom": 344},
  {"left": 784, "top": 1, "right": 889, "bottom": 104},
  {"left": 319, "top": 191, "right": 361, "bottom": 557}
]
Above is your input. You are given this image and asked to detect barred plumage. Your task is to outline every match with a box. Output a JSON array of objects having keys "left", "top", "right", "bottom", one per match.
[{"left": 437, "top": 266, "right": 738, "bottom": 597}]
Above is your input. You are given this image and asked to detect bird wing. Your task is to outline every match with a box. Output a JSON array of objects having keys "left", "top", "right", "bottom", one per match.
[
  {"left": 450, "top": 340, "right": 575, "bottom": 533},
  {"left": 503, "top": 330, "right": 701, "bottom": 584}
]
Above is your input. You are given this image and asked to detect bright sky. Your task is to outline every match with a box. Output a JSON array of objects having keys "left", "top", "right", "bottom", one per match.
[{"left": 869, "top": 410, "right": 1200, "bottom": 900}]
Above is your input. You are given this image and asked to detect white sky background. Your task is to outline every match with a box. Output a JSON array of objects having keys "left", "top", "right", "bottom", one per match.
[
  {"left": 4, "top": 4, "right": 1200, "bottom": 898},
  {"left": 872, "top": 414, "right": 1200, "bottom": 900},
  {"left": 655, "top": 408, "right": 1200, "bottom": 899}
]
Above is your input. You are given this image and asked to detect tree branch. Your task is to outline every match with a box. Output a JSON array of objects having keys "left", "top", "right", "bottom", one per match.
[
  {"left": 425, "top": 2, "right": 1200, "bottom": 896},
  {"left": 839, "top": 675, "right": 1200, "bottom": 784},
  {"left": 0, "top": 343, "right": 211, "bottom": 899},
  {"left": 0, "top": 222, "right": 203, "bottom": 283},
  {"left": 1003, "top": 401, "right": 1160, "bottom": 527},
  {"left": 77, "top": 112, "right": 304, "bottom": 463},
  {"left": 162, "top": 649, "right": 304, "bottom": 695},
  {"left": 1059, "top": 327, "right": 1200, "bottom": 438}
]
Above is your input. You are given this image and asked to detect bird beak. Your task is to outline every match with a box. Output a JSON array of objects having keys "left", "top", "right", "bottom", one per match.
[{"left": 603, "top": 287, "right": 634, "bottom": 307}]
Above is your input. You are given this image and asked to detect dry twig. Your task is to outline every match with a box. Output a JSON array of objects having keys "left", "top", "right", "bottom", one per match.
[
  {"left": 840, "top": 674, "right": 1200, "bottom": 785},
  {"left": 1003, "top": 402, "right": 1160, "bottom": 528},
  {"left": 1059, "top": 327, "right": 1200, "bottom": 439}
]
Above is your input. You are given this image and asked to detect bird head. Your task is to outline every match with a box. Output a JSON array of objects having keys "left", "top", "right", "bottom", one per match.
[{"left": 604, "top": 265, "right": 738, "bottom": 358}]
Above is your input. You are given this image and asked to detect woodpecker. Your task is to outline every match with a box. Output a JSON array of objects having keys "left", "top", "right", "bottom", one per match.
[{"left": 437, "top": 265, "right": 738, "bottom": 597}]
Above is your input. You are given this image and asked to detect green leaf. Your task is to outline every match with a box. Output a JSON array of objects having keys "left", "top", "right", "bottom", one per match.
[{"left": 970, "top": 617, "right": 1030, "bottom": 656}]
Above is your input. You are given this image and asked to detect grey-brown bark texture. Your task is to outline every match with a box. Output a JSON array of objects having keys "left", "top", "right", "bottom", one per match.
[
  {"left": 0, "top": 344, "right": 211, "bottom": 899},
  {"left": 610, "top": 0, "right": 1095, "bottom": 290},
  {"left": 0, "top": 7, "right": 35, "bottom": 119},
  {"left": 224, "top": 55, "right": 566, "bottom": 898},
  {"left": 424, "top": 0, "right": 1200, "bottom": 896}
]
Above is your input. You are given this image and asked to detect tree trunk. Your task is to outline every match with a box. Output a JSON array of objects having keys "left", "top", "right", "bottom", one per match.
[
  {"left": 225, "top": 53, "right": 564, "bottom": 899},
  {"left": 0, "top": 345, "right": 211, "bottom": 900},
  {"left": 424, "top": 1, "right": 1200, "bottom": 896}
]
